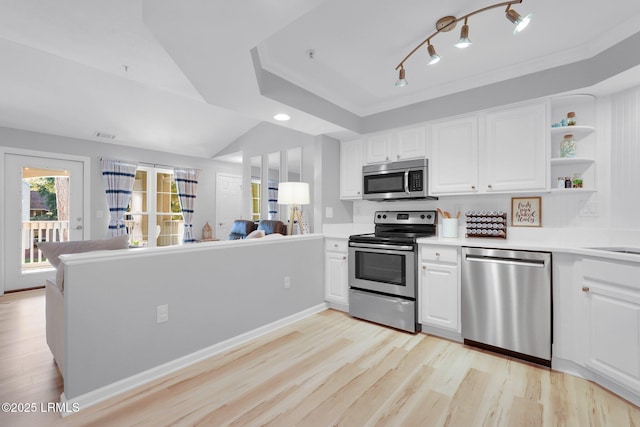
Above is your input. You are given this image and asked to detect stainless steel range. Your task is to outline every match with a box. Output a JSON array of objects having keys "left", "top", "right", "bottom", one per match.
[{"left": 348, "top": 210, "right": 437, "bottom": 333}]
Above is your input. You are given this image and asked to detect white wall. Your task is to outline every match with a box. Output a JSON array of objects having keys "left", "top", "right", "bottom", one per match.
[
  {"left": 62, "top": 236, "right": 324, "bottom": 400},
  {"left": 0, "top": 126, "right": 242, "bottom": 240}
]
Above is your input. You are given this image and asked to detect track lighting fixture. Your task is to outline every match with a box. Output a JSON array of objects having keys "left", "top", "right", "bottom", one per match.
[
  {"left": 454, "top": 19, "right": 472, "bottom": 49},
  {"left": 506, "top": 7, "right": 532, "bottom": 34},
  {"left": 395, "top": 0, "right": 531, "bottom": 86},
  {"left": 395, "top": 67, "right": 407, "bottom": 87},
  {"left": 427, "top": 43, "right": 441, "bottom": 65}
]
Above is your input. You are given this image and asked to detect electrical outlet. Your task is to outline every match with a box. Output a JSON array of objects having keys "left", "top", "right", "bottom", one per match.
[
  {"left": 157, "top": 304, "right": 169, "bottom": 323},
  {"left": 580, "top": 201, "right": 600, "bottom": 217},
  {"left": 325, "top": 207, "right": 334, "bottom": 218},
  {"left": 284, "top": 276, "right": 291, "bottom": 289}
]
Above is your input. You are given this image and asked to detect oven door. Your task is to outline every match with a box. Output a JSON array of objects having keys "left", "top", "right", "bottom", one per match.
[{"left": 348, "top": 242, "right": 416, "bottom": 299}]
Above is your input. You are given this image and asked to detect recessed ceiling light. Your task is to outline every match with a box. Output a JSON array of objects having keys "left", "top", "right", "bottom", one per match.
[{"left": 274, "top": 113, "right": 291, "bottom": 121}]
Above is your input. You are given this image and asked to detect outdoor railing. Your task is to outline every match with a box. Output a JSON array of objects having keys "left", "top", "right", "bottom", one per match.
[{"left": 22, "top": 220, "right": 69, "bottom": 269}]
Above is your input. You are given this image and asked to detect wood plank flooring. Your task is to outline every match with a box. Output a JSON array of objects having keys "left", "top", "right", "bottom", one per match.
[{"left": 1, "top": 289, "right": 639, "bottom": 426}]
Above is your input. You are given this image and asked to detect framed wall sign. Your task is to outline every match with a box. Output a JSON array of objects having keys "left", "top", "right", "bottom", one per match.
[{"left": 511, "top": 197, "right": 542, "bottom": 227}]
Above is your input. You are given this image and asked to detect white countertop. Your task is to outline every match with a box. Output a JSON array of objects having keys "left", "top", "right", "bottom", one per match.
[{"left": 323, "top": 223, "right": 640, "bottom": 263}]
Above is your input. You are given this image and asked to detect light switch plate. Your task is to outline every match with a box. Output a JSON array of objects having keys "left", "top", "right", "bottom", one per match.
[{"left": 157, "top": 304, "right": 169, "bottom": 323}]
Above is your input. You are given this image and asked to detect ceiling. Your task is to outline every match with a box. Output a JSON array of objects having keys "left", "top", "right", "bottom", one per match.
[{"left": 0, "top": 0, "right": 639, "bottom": 158}]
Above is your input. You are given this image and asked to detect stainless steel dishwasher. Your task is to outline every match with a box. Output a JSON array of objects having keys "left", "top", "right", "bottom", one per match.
[{"left": 461, "top": 247, "right": 552, "bottom": 366}]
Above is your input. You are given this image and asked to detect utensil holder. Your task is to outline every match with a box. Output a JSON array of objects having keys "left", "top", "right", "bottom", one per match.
[{"left": 442, "top": 218, "right": 459, "bottom": 238}]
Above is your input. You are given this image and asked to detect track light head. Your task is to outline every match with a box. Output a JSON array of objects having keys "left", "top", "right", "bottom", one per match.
[
  {"left": 395, "top": 67, "right": 408, "bottom": 87},
  {"left": 506, "top": 9, "right": 532, "bottom": 34},
  {"left": 427, "top": 44, "right": 441, "bottom": 65},
  {"left": 454, "top": 23, "right": 472, "bottom": 49}
]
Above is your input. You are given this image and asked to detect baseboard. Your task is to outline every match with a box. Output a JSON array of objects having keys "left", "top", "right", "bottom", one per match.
[
  {"left": 60, "top": 302, "right": 328, "bottom": 416},
  {"left": 552, "top": 358, "right": 640, "bottom": 408}
]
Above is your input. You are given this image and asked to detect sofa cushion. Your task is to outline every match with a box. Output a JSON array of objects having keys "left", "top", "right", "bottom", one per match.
[{"left": 36, "top": 234, "right": 130, "bottom": 268}]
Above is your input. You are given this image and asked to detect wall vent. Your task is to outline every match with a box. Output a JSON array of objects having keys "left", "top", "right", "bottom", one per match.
[{"left": 95, "top": 131, "right": 116, "bottom": 140}]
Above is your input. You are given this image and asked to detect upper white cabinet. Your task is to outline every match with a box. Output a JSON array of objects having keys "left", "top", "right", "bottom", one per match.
[
  {"left": 430, "top": 115, "right": 479, "bottom": 194},
  {"left": 483, "top": 101, "right": 548, "bottom": 192},
  {"left": 340, "top": 139, "right": 363, "bottom": 199},
  {"left": 364, "top": 126, "right": 426, "bottom": 164},
  {"left": 429, "top": 101, "right": 547, "bottom": 195},
  {"left": 396, "top": 126, "right": 427, "bottom": 160}
]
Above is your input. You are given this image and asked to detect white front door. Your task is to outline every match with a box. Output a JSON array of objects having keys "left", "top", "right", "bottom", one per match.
[
  {"left": 215, "top": 173, "right": 243, "bottom": 240},
  {"left": 3, "top": 154, "right": 85, "bottom": 292}
]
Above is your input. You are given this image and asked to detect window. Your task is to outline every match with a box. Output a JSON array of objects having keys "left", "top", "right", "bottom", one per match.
[{"left": 127, "top": 167, "right": 183, "bottom": 247}]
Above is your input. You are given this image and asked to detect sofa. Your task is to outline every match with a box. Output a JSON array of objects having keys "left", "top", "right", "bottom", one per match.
[
  {"left": 227, "top": 220, "right": 287, "bottom": 240},
  {"left": 39, "top": 235, "right": 130, "bottom": 378}
]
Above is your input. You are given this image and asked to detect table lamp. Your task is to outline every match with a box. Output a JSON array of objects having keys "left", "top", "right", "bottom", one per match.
[{"left": 277, "top": 182, "right": 310, "bottom": 235}]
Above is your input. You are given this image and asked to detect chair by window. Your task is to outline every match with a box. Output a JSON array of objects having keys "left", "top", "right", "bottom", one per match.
[{"left": 227, "top": 220, "right": 257, "bottom": 240}]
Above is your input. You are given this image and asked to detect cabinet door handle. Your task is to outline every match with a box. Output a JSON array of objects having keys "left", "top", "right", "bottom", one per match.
[
  {"left": 422, "top": 265, "right": 426, "bottom": 270},
  {"left": 488, "top": 184, "right": 493, "bottom": 189},
  {"left": 342, "top": 256, "right": 347, "bottom": 260},
  {"left": 471, "top": 185, "right": 476, "bottom": 190},
  {"left": 435, "top": 252, "right": 440, "bottom": 257},
  {"left": 581, "top": 286, "right": 590, "bottom": 293}
]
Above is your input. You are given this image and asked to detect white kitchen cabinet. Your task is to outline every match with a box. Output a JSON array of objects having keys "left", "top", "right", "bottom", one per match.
[
  {"left": 396, "top": 126, "right": 426, "bottom": 160},
  {"left": 365, "top": 132, "right": 394, "bottom": 164},
  {"left": 483, "top": 101, "right": 548, "bottom": 192},
  {"left": 364, "top": 126, "right": 426, "bottom": 164},
  {"left": 581, "top": 258, "right": 640, "bottom": 395},
  {"left": 429, "top": 115, "right": 479, "bottom": 194},
  {"left": 324, "top": 238, "right": 349, "bottom": 308},
  {"left": 419, "top": 245, "right": 460, "bottom": 333},
  {"left": 340, "top": 139, "right": 363, "bottom": 199}
]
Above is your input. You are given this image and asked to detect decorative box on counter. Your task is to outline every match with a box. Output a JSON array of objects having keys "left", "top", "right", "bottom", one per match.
[{"left": 465, "top": 211, "right": 507, "bottom": 239}]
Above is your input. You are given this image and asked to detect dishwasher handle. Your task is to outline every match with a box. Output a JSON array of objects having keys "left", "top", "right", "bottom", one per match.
[{"left": 465, "top": 254, "right": 546, "bottom": 268}]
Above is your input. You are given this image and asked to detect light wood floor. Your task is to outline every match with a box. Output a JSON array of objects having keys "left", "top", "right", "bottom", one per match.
[{"left": 1, "top": 289, "right": 639, "bottom": 427}]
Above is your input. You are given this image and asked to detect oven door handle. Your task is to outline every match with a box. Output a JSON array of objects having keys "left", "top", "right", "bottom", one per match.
[
  {"left": 404, "top": 170, "right": 410, "bottom": 194},
  {"left": 349, "top": 242, "right": 414, "bottom": 251}
]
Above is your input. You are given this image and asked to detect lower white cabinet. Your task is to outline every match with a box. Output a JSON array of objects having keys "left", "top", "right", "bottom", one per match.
[
  {"left": 582, "top": 258, "right": 640, "bottom": 394},
  {"left": 419, "top": 245, "right": 460, "bottom": 333},
  {"left": 324, "top": 239, "right": 349, "bottom": 307}
]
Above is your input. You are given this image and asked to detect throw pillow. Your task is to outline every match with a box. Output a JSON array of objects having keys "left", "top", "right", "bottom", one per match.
[{"left": 246, "top": 230, "right": 266, "bottom": 239}]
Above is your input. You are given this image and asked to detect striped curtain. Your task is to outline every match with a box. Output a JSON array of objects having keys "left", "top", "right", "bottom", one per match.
[
  {"left": 174, "top": 168, "right": 200, "bottom": 243},
  {"left": 101, "top": 158, "right": 138, "bottom": 237},
  {"left": 268, "top": 179, "right": 278, "bottom": 220}
]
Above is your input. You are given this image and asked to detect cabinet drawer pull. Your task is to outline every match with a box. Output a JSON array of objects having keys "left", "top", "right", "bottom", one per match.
[
  {"left": 488, "top": 184, "right": 493, "bottom": 189},
  {"left": 422, "top": 265, "right": 426, "bottom": 270},
  {"left": 342, "top": 256, "right": 347, "bottom": 260},
  {"left": 435, "top": 252, "right": 440, "bottom": 257},
  {"left": 582, "top": 286, "right": 590, "bottom": 293},
  {"left": 334, "top": 244, "right": 338, "bottom": 248},
  {"left": 471, "top": 185, "right": 476, "bottom": 190}
]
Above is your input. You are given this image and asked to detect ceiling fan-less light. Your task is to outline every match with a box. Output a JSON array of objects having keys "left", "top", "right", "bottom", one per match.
[{"left": 395, "top": 0, "right": 532, "bottom": 86}]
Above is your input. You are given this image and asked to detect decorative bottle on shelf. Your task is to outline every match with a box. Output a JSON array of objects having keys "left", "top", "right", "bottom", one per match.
[
  {"left": 567, "top": 111, "right": 576, "bottom": 126},
  {"left": 572, "top": 173, "right": 583, "bottom": 188},
  {"left": 557, "top": 177, "right": 565, "bottom": 189},
  {"left": 560, "top": 134, "right": 576, "bottom": 158}
]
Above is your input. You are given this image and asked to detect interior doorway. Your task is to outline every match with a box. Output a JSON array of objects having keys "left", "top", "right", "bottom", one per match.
[
  {"left": 215, "top": 173, "right": 243, "bottom": 240},
  {"left": 3, "top": 154, "right": 86, "bottom": 292}
]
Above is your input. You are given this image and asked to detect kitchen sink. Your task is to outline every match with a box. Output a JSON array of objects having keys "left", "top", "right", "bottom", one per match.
[{"left": 588, "top": 247, "right": 640, "bottom": 255}]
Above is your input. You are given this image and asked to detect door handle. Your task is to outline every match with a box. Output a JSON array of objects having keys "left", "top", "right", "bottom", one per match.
[{"left": 75, "top": 225, "right": 83, "bottom": 230}]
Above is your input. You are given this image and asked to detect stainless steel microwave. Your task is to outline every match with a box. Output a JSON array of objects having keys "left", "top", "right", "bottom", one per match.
[{"left": 362, "top": 158, "right": 436, "bottom": 201}]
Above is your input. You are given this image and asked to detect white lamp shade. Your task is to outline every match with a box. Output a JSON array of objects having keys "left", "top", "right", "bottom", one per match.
[{"left": 277, "top": 182, "right": 310, "bottom": 205}]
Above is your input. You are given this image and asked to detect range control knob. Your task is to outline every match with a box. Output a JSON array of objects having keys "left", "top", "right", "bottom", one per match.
[
  {"left": 426, "top": 214, "right": 432, "bottom": 219},
  {"left": 377, "top": 214, "right": 382, "bottom": 219},
  {"left": 420, "top": 214, "right": 425, "bottom": 219},
  {"left": 382, "top": 215, "right": 387, "bottom": 219}
]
